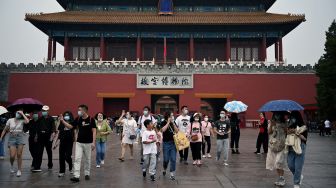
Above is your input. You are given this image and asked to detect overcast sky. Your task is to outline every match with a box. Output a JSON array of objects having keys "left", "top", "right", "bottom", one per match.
[{"left": 0, "top": 0, "right": 335, "bottom": 65}]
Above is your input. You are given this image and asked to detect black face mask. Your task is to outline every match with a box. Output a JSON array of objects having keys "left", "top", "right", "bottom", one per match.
[{"left": 0, "top": 117, "right": 7, "bottom": 124}]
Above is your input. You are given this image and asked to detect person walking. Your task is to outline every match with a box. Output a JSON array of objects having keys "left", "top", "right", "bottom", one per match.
[
  {"left": 117, "top": 110, "right": 137, "bottom": 162},
  {"left": 95, "top": 112, "right": 112, "bottom": 168},
  {"left": 175, "top": 106, "right": 190, "bottom": 165},
  {"left": 188, "top": 113, "right": 203, "bottom": 166},
  {"left": 0, "top": 110, "right": 30, "bottom": 177},
  {"left": 214, "top": 111, "right": 231, "bottom": 166},
  {"left": 70, "top": 104, "right": 97, "bottom": 183},
  {"left": 230, "top": 113, "right": 240, "bottom": 154},
  {"left": 201, "top": 115, "right": 213, "bottom": 158},
  {"left": 142, "top": 119, "right": 158, "bottom": 181}
]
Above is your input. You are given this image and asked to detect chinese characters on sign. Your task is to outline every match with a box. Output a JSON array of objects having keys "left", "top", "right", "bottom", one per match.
[{"left": 137, "top": 74, "right": 193, "bottom": 88}]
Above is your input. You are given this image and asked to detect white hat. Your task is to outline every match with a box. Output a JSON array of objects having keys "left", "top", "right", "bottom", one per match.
[
  {"left": 193, "top": 112, "right": 200, "bottom": 117},
  {"left": 42, "top": 105, "right": 50, "bottom": 111}
]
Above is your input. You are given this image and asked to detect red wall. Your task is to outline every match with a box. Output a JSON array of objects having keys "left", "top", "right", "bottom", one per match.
[{"left": 8, "top": 73, "right": 318, "bottom": 120}]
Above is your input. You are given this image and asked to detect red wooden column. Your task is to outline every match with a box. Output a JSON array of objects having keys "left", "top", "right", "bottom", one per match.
[
  {"left": 189, "top": 36, "right": 194, "bottom": 60},
  {"left": 136, "top": 36, "right": 142, "bottom": 60},
  {"left": 52, "top": 38, "right": 56, "bottom": 60},
  {"left": 225, "top": 34, "right": 231, "bottom": 61},
  {"left": 100, "top": 36, "right": 106, "bottom": 60},
  {"left": 47, "top": 36, "right": 52, "bottom": 61},
  {"left": 279, "top": 37, "right": 283, "bottom": 62},
  {"left": 64, "top": 36, "right": 69, "bottom": 60},
  {"left": 275, "top": 40, "right": 279, "bottom": 62},
  {"left": 260, "top": 35, "right": 267, "bottom": 61}
]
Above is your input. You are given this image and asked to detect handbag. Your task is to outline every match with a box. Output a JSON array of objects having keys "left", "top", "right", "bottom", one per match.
[
  {"left": 169, "top": 124, "right": 189, "bottom": 151},
  {"left": 190, "top": 122, "right": 201, "bottom": 142},
  {"left": 126, "top": 120, "right": 136, "bottom": 140}
]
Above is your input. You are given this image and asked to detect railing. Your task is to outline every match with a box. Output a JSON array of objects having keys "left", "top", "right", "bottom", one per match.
[
  {"left": 245, "top": 119, "right": 260, "bottom": 128},
  {"left": 44, "top": 57, "right": 286, "bottom": 68}
]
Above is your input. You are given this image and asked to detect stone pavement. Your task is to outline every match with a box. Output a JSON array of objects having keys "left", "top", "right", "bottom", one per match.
[{"left": 0, "top": 129, "right": 335, "bottom": 188}]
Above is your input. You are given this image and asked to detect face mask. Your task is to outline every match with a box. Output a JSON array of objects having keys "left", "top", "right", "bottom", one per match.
[
  {"left": 42, "top": 111, "right": 48, "bottom": 117},
  {"left": 143, "top": 110, "right": 148, "bottom": 116},
  {"left": 184, "top": 109, "right": 188, "bottom": 115},
  {"left": 194, "top": 118, "right": 199, "bottom": 122},
  {"left": 64, "top": 116, "right": 70, "bottom": 121},
  {"left": 15, "top": 112, "right": 22, "bottom": 119},
  {"left": 126, "top": 114, "right": 131, "bottom": 119},
  {"left": 33, "top": 114, "right": 39, "bottom": 120},
  {"left": 78, "top": 111, "right": 83, "bottom": 117},
  {"left": 220, "top": 114, "right": 225, "bottom": 118},
  {"left": 204, "top": 118, "right": 209, "bottom": 122}
]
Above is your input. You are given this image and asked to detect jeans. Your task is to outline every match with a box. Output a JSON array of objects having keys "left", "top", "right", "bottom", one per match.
[
  {"left": 202, "top": 136, "right": 211, "bottom": 155},
  {"left": 287, "top": 143, "right": 306, "bottom": 185},
  {"left": 59, "top": 138, "right": 73, "bottom": 173},
  {"left": 0, "top": 139, "right": 5, "bottom": 157},
  {"left": 190, "top": 142, "right": 202, "bottom": 160},
  {"left": 96, "top": 141, "right": 106, "bottom": 165},
  {"left": 163, "top": 141, "right": 177, "bottom": 172},
  {"left": 143, "top": 153, "right": 157, "bottom": 175},
  {"left": 73, "top": 142, "right": 92, "bottom": 178},
  {"left": 217, "top": 138, "right": 229, "bottom": 161}
]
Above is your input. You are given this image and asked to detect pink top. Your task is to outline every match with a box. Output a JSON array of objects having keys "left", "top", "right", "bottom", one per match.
[
  {"left": 201, "top": 121, "right": 212, "bottom": 136},
  {"left": 187, "top": 122, "right": 202, "bottom": 142}
]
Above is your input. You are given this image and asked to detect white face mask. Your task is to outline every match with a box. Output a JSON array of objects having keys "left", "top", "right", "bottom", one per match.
[
  {"left": 78, "top": 111, "right": 83, "bottom": 117},
  {"left": 204, "top": 118, "right": 209, "bottom": 122},
  {"left": 143, "top": 110, "right": 148, "bottom": 116},
  {"left": 183, "top": 109, "right": 188, "bottom": 115},
  {"left": 220, "top": 114, "right": 225, "bottom": 118},
  {"left": 194, "top": 118, "right": 199, "bottom": 122},
  {"left": 126, "top": 114, "right": 131, "bottom": 119}
]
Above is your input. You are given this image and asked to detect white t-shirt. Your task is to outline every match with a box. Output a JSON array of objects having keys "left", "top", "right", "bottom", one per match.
[
  {"left": 6, "top": 118, "right": 25, "bottom": 133},
  {"left": 122, "top": 118, "right": 137, "bottom": 136},
  {"left": 324, "top": 120, "right": 331, "bottom": 128},
  {"left": 138, "top": 115, "right": 157, "bottom": 136},
  {"left": 175, "top": 115, "right": 190, "bottom": 134},
  {"left": 142, "top": 129, "right": 157, "bottom": 155}
]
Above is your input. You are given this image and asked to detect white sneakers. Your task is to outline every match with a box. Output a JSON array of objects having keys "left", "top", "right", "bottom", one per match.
[
  {"left": 202, "top": 155, "right": 206, "bottom": 158},
  {"left": 16, "top": 170, "right": 21, "bottom": 177},
  {"left": 101, "top": 160, "right": 104, "bottom": 165},
  {"left": 96, "top": 165, "right": 101, "bottom": 168},
  {"left": 58, "top": 173, "right": 65, "bottom": 177},
  {"left": 207, "top": 154, "right": 212, "bottom": 158},
  {"left": 294, "top": 185, "right": 300, "bottom": 188},
  {"left": 10, "top": 168, "right": 15, "bottom": 174}
]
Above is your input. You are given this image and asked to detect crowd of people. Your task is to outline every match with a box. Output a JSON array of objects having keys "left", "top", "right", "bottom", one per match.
[{"left": 0, "top": 104, "right": 315, "bottom": 188}]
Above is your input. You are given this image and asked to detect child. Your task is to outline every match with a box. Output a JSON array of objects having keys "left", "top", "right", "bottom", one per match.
[{"left": 142, "top": 119, "right": 157, "bottom": 181}]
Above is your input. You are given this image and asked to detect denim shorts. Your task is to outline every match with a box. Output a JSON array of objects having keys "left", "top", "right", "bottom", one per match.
[{"left": 8, "top": 133, "right": 26, "bottom": 147}]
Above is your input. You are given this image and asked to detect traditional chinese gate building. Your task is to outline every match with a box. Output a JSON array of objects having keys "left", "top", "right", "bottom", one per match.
[{"left": 0, "top": 0, "right": 318, "bottom": 125}]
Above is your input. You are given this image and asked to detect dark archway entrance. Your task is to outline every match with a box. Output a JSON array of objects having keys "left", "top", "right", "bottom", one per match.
[
  {"left": 151, "top": 95, "right": 179, "bottom": 115},
  {"left": 200, "top": 98, "right": 227, "bottom": 120}
]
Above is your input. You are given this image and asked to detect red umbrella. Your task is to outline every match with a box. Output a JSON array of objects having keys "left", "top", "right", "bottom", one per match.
[{"left": 7, "top": 98, "right": 43, "bottom": 112}]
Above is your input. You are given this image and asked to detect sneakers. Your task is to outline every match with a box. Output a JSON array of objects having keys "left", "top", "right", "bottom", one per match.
[
  {"left": 254, "top": 151, "right": 261, "bottom": 154},
  {"left": 150, "top": 175, "right": 156, "bottom": 181},
  {"left": 300, "top": 175, "right": 304, "bottom": 185},
  {"left": 85, "top": 175, "right": 90, "bottom": 180},
  {"left": 294, "top": 185, "right": 300, "bottom": 188},
  {"left": 207, "top": 154, "right": 212, "bottom": 158},
  {"left": 32, "top": 169, "right": 42, "bottom": 172},
  {"left": 101, "top": 160, "right": 104, "bottom": 165},
  {"left": 223, "top": 161, "right": 229, "bottom": 166},
  {"left": 10, "top": 168, "right": 15, "bottom": 174},
  {"left": 58, "top": 173, "right": 65, "bottom": 177},
  {"left": 275, "top": 177, "right": 286, "bottom": 186},
  {"left": 16, "top": 170, "right": 21, "bottom": 177},
  {"left": 0, "top": 156, "right": 4, "bottom": 160},
  {"left": 197, "top": 160, "right": 202, "bottom": 166},
  {"left": 192, "top": 160, "right": 197, "bottom": 165},
  {"left": 202, "top": 155, "right": 206, "bottom": 158},
  {"left": 162, "top": 170, "right": 166, "bottom": 176},
  {"left": 96, "top": 165, "right": 101, "bottom": 168},
  {"left": 70, "top": 177, "right": 80, "bottom": 183}
]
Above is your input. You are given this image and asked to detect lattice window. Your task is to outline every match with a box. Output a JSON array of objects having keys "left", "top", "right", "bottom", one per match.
[
  {"left": 252, "top": 48, "right": 259, "bottom": 60},
  {"left": 94, "top": 47, "right": 100, "bottom": 60},
  {"left": 79, "top": 47, "right": 86, "bottom": 59},
  {"left": 237, "top": 48, "right": 244, "bottom": 60},
  {"left": 72, "top": 47, "right": 79, "bottom": 60},
  {"left": 230, "top": 48, "right": 237, "bottom": 60},
  {"left": 87, "top": 47, "right": 94, "bottom": 60},
  {"left": 245, "top": 48, "right": 251, "bottom": 60}
]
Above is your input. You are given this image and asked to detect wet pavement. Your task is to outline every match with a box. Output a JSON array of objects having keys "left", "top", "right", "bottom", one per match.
[{"left": 0, "top": 129, "right": 335, "bottom": 188}]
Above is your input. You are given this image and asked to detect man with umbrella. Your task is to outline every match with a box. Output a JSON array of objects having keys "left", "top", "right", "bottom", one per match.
[{"left": 35, "top": 105, "right": 56, "bottom": 171}]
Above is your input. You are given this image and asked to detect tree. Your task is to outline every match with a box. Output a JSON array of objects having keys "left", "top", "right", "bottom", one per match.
[{"left": 316, "top": 20, "right": 336, "bottom": 121}]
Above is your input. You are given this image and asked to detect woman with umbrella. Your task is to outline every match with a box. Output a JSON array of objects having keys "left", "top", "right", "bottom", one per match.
[{"left": 0, "top": 109, "right": 30, "bottom": 177}]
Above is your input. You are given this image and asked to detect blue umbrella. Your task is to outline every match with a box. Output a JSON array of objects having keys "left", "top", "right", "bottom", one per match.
[
  {"left": 224, "top": 101, "right": 248, "bottom": 113},
  {"left": 258, "top": 100, "right": 304, "bottom": 112}
]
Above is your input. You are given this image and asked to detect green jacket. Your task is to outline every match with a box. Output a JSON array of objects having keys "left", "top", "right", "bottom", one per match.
[{"left": 96, "top": 120, "right": 112, "bottom": 142}]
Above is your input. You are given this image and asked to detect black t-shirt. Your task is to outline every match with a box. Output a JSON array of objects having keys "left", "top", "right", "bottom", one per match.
[
  {"left": 25, "top": 120, "right": 39, "bottom": 136},
  {"left": 58, "top": 121, "right": 74, "bottom": 141},
  {"left": 215, "top": 120, "right": 230, "bottom": 139},
  {"left": 74, "top": 116, "right": 96, "bottom": 143},
  {"left": 160, "top": 120, "right": 175, "bottom": 142}
]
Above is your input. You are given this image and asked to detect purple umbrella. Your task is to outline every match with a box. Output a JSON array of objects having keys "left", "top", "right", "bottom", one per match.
[{"left": 7, "top": 98, "right": 44, "bottom": 112}]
